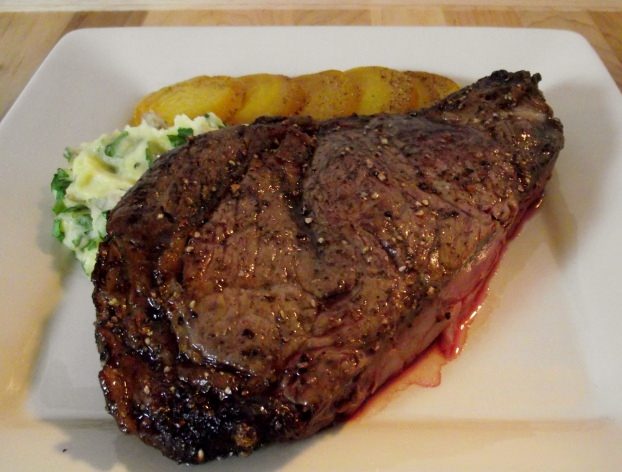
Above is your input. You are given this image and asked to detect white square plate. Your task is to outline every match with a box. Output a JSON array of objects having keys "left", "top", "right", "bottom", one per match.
[{"left": 1, "top": 26, "right": 621, "bottom": 471}]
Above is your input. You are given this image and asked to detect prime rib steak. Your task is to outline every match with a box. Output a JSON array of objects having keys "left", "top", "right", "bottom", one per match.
[{"left": 93, "top": 70, "right": 564, "bottom": 463}]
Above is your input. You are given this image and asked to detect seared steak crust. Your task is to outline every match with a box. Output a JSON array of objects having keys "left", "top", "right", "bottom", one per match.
[{"left": 93, "top": 70, "right": 563, "bottom": 463}]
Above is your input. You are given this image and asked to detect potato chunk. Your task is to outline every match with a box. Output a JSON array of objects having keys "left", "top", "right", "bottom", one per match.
[
  {"left": 293, "top": 70, "right": 361, "bottom": 120},
  {"left": 229, "top": 74, "right": 305, "bottom": 125},
  {"left": 130, "top": 75, "right": 244, "bottom": 126},
  {"left": 407, "top": 72, "right": 460, "bottom": 108},
  {"left": 346, "top": 66, "right": 420, "bottom": 115}
]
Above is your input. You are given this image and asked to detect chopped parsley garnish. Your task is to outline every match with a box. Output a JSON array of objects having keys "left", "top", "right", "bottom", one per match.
[
  {"left": 104, "top": 131, "right": 129, "bottom": 157},
  {"left": 167, "top": 127, "right": 194, "bottom": 147},
  {"left": 63, "top": 147, "right": 77, "bottom": 162},
  {"left": 52, "top": 218, "right": 64, "bottom": 242},
  {"left": 145, "top": 142, "right": 163, "bottom": 168},
  {"left": 51, "top": 168, "right": 72, "bottom": 214}
]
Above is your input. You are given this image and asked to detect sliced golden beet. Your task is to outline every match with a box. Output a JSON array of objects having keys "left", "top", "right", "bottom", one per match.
[
  {"left": 229, "top": 74, "right": 305, "bottom": 125},
  {"left": 130, "top": 75, "right": 245, "bottom": 126},
  {"left": 293, "top": 70, "right": 361, "bottom": 120}
]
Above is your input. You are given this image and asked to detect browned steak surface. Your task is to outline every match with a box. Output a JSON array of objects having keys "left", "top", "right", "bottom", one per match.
[{"left": 93, "top": 70, "right": 563, "bottom": 463}]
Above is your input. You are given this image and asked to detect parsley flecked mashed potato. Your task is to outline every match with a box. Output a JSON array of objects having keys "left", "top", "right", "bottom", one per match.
[{"left": 51, "top": 113, "right": 225, "bottom": 275}]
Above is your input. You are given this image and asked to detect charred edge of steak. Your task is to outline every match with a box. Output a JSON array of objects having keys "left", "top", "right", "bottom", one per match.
[{"left": 93, "top": 70, "right": 564, "bottom": 463}]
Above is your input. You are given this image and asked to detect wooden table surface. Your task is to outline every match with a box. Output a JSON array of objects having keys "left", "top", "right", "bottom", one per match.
[{"left": 1, "top": 6, "right": 621, "bottom": 119}]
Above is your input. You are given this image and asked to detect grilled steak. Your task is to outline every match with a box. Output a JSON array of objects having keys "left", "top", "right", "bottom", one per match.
[{"left": 93, "top": 70, "right": 563, "bottom": 463}]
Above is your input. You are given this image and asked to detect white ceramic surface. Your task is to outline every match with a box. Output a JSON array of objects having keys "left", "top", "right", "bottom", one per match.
[{"left": 1, "top": 26, "right": 621, "bottom": 470}]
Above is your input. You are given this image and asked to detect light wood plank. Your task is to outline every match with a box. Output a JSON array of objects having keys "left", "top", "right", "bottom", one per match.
[
  {"left": 60, "top": 10, "right": 147, "bottom": 33},
  {"left": 590, "top": 11, "right": 622, "bottom": 67},
  {"left": 143, "top": 9, "right": 295, "bottom": 25},
  {"left": 370, "top": 6, "right": 445, "bottom": 25},
  {"left": 0, "top": 11, "right": 148, "bottom": 118},
  {"left": 0, "top": 12, "right": 72, "bottom": 117},
  {"left": 3, "top": 1, "right": 622, "bottom": 12},
  {"left": 144, "top": 9, "right": 372, "bottom": 26},
  {"left": 290, "top": 9, "right": 371, "bottom": 25},
  {"left": 443, "top": 6, "right": 522, "bottom": 26}
]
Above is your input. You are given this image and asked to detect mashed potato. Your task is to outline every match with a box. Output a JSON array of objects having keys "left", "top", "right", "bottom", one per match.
[{"left": 51, "top": 113, "right": 224, "bottom": 275}]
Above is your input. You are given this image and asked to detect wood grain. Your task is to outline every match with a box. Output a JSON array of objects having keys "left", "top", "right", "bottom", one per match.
[
  {"left": 1, "top": 6, "right": 620, "bottom": 119},
  {"left": 3, "top": 0, "right": 622, "bottom": 10},
  {"left": 0, "top": 12, "right": 72, "bottom": 118},
  {"left": 589, "top": 11, "right": 622, "bottom": 68},
  {"left": 443, "top": 7, "right": 523, "bottom": 26}
]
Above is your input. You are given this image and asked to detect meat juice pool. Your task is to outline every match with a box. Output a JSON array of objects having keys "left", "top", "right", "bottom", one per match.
[
  {"left": 351, "top": 284, "right": 493, "bottom": 420},
  {"left": 352, "top": 197, "right": 544, "bottom": 419}
]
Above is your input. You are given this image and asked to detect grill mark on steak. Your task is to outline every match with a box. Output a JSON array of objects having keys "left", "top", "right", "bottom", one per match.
[{"left": 93, "top": 70, "right": 564, "bottom": 463}]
